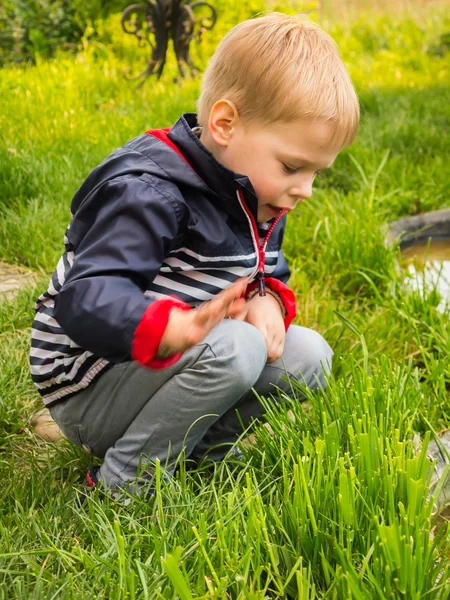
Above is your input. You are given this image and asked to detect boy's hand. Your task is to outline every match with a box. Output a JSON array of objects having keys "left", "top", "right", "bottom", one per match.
[
  {"left": 157, "top": 277, "right": 248, "bottom": 357},
  {"left": 241, "top": 293, "right": 285, "bottom": 363}
]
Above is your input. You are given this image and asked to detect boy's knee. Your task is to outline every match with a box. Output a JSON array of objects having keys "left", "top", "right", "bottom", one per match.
[
  {"left": 287, "top": 326, "right": 333, "bottom": 390},
  {"left": 207, "top": 319, "right": 267, "bottom": 389}
]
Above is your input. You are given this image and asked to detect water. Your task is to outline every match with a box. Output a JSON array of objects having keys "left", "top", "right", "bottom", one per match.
[
  {"left": 402, "top": 238, "right": 450, "bottom": 512},
  {"left": 426, "top": 430, "right": 450, "bottom": 512},
  {"left": 401, "top": 238, "right": 450, "bottom": 312}
]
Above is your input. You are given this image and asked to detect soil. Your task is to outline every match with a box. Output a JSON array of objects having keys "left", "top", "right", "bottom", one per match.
[{"left": 0, "top": 260, "right": 35, "bottom": 301}]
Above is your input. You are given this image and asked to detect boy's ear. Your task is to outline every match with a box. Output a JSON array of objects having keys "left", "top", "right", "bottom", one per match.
[{"left": 208, "top": 99, "right": 239, "bottom": 147}]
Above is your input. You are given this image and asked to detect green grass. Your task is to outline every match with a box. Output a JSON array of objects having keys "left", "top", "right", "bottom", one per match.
[{"left": 1, "top": 1, "right": 450, "bottom": 597}]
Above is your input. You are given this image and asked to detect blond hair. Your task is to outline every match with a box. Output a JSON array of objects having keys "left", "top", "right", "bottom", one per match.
[{"left": 197, "top": 13, "right": 359, "bottom": 147}]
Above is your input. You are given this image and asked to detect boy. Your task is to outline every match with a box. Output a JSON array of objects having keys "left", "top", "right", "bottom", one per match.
[{"left": 30, "top": 13, "right": 359, "bottom": 497}]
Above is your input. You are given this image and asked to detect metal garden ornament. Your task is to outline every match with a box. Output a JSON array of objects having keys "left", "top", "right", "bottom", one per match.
[{"left": 121, "top": 0, "right": 217, "bottom": 87}]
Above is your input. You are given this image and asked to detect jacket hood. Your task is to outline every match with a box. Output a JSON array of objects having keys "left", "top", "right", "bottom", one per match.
[{"left": 70, "top": 114, "right": 261, "bottom": 224}]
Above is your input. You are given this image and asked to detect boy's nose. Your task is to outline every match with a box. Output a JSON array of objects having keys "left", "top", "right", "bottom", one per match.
[{"left": 289, "top": 178, "right": 313, "bottom": 200}]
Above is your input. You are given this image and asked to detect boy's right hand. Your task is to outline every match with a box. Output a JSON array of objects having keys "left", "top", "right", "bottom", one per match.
[{"left": 156, "top": 277, "right": 249, "bottom": 358}]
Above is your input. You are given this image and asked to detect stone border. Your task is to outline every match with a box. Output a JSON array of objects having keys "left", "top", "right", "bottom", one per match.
[{"left": 387, "top": 208, "right": 450, "bottom": 248}]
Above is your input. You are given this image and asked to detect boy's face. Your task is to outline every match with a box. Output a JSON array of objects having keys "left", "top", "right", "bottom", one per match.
[{"left": 203, "top": 101, "right": 342, "bottom": 222}]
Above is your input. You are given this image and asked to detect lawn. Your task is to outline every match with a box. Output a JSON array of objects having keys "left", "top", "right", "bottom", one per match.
[{"left": 1, "top": 0, "right": 450, "bottom": 597}]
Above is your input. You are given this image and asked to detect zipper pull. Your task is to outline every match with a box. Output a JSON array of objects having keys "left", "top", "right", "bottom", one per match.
[
  {"left": 257, "top": 271, "right": 266, "bottom": 296},
  {"left": 257, "top": 248, "right": 266, "bottom": 296}
]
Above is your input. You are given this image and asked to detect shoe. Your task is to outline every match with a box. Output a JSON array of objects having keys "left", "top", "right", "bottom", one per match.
[
  {"left": 77, "top": 466, "right": 154, "bottom": 507},
  {"left": 85, "top": 465, "right": 100, "bottom": 488},
  {"left": 77, "top": 466, "right": 104, "bottom": 506}
]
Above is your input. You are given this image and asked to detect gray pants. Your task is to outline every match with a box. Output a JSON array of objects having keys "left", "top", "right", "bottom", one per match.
[{"left": 50, "top": 320, "right": 333, "bottom": 489}]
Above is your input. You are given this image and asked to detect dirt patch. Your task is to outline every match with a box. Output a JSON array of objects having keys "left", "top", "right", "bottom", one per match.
[{"left": 0, "top": 260, "right": 36, "bottom": 301}]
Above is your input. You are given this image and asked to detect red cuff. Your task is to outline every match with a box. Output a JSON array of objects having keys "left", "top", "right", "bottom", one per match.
[
  {"left": 131, "top": 298, "right": 191, "bottom": 369},
  {"left": 245, "top": 277, "right": 297, "bottom": 331}
]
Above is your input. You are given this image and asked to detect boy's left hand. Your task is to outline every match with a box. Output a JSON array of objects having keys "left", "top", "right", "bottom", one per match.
[{"left": 237, "top": 293, "right": 286, "bottom": 363}]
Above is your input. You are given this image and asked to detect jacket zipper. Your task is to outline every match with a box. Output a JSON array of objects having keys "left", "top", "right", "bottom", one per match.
[{"left": 236, "top": 189, "right": 287, "bottom": 296}]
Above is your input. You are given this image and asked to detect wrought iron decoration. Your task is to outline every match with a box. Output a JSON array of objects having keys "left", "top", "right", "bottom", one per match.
[{"left": 121, "top": 0, "right": 217, "bottom": 87}]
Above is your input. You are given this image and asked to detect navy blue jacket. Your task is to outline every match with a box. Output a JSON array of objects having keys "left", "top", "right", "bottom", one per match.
[{"left": 30, "top": 114, "right": 294, "bottom": 405}]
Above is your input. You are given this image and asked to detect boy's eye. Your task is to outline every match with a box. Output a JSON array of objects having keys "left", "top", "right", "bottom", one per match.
[
  {"left": 282, "top": 163, "right": 301, "bottom": 174},
  {"left": 282, "top": 164, "right": 324, "bottom": 178}
]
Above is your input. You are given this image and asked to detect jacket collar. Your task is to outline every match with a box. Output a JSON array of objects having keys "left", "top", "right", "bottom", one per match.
[{"left": 168, "top": 113, "right": 260, "bottom": 224}]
